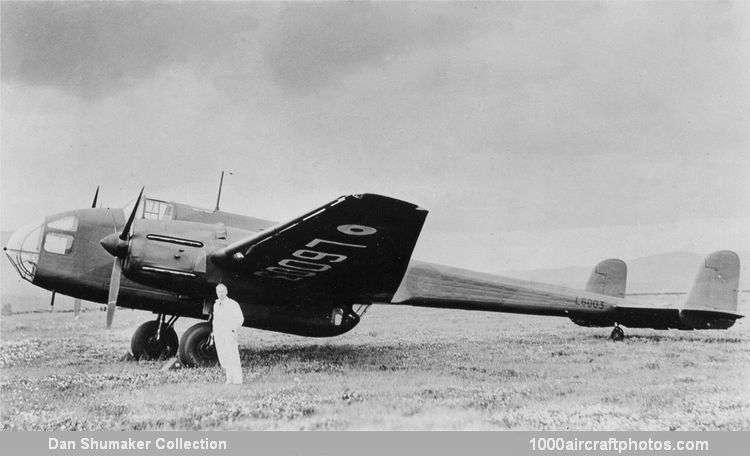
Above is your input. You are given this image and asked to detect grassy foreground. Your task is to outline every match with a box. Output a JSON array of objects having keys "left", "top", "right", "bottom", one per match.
[{"left": 1, "top": 302, "right": 749, "bottom": 430}]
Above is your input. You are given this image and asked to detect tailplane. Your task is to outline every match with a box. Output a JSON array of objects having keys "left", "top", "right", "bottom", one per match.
[{"left": 679, "top": 250, "right": 741, "bottom": 329}]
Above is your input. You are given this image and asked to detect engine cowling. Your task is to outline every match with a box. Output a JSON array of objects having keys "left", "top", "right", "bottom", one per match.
[{"left": 121, "top": 219, "right": 228, "bottom": 295}]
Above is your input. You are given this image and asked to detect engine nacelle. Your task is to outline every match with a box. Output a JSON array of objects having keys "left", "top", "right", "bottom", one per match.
[{"left": 122, "top": 219, "right": 228, "bottom": 296}]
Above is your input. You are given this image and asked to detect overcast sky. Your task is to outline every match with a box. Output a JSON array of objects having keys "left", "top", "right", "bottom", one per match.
[{"left": 2, "top": 1, "right": 749, "bottom": 271}]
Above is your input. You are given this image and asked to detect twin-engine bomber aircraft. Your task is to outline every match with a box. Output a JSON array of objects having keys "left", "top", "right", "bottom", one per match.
[{"left": 4, "top": 191, "right": 743, "bottom": 366}]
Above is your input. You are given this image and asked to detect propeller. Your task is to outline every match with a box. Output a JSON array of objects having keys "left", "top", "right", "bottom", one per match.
[
  {"left": 106, "top": 258, "right": 122, "bottom": 328},
  {"left": 100, "top": 187, "right": 144, "bottom": 328},
  {"left": 91, "top": 186, "right": 100, "bottom": 208}
]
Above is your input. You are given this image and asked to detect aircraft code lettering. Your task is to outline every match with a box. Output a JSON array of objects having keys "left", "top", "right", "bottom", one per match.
[
  {"left": 575, "top": 297, "right": 605, "bottom": 310},
  {"left": 254, "top": 225, "right": 377, "bottom": 281}
]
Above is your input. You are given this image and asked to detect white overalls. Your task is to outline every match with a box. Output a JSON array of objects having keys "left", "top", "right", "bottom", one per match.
[{"left": 213, "top": 296, "right": 244, "bottom": 384}]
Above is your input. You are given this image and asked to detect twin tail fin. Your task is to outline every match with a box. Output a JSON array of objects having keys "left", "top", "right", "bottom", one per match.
[
  {"left": 679, "top": 250, "right": 741, "bottom": 329},
  {"left": 585, "top": 258, "right": 627, "bottom": 298}
]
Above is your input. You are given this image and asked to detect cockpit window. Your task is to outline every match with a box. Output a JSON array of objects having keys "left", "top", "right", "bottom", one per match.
[
  {"left": 143, "top": 198, "right": 173, "bottom": 221},
  {"left": 47, "top": 215, "right": 78, "bottom": 232},
  {"left": 44, "top": 233, "right": 74, "bottom": 255}
]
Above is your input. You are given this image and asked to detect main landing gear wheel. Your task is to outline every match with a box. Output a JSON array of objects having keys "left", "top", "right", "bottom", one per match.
[
  {"left": 610, "top": 325, "right": 625, "bottom": 341},
  {"left": 178, "top": 322, "right": 218, "bottom": 368},
  {"left": 131, "top": 317, "right": 179, "bottom": 360}
]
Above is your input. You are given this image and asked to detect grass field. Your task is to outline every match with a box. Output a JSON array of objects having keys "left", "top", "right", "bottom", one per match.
[{"left": 2, "top": 300, "right": 749, "bottom": 430}]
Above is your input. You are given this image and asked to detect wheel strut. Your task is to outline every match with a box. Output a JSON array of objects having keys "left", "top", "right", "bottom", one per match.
[
  {"left": 131, "top": 318, "right": 179, "bottom": 360},
  {"left": 155, "top": 314, "right": 179, "bottom": 341}
]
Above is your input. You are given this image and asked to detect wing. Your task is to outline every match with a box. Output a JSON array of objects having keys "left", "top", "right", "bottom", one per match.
[{"left": 210, "top": 194, "right": 427, "bottom": 306}]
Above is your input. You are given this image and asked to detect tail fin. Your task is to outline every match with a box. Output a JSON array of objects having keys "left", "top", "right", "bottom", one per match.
[
  {"left": 585, "top": 259, "right": 627, "bottom": 298},
  {"left": 571, "top": 259, "right": 626, "bottom": 327},
  {"left": 680, "top": 251, "right": 741, "bottom": 329},
  {"left": 683, "top": 250, "right": 740, "bottom": 312}
]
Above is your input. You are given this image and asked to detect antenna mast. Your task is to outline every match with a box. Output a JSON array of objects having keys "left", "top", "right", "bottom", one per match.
[{"left": 214, "top": 171, "right": 232, "bottom": 211}]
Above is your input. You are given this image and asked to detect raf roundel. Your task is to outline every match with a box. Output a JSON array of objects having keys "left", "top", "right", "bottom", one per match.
[{"left": 337, "top": 225, "right": 377, "bottom": 236}]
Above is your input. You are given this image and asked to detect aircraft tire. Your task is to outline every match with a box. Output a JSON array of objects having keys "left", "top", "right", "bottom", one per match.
[
  {"left": 178, "top": 322, "right": 218, "bottom": 368},
  {"left": 610, "top": 326, "right": 625, "bottom": 341},
  {"left": 131, "top": 320, "right": 179, "bottom": 360}
]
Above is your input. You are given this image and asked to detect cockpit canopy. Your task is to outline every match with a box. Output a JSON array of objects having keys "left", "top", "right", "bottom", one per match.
[
  {"left": 142, "top": 198, "right": 173, "bottom": 220},
  {"left": 123, "top": 196, "right": 174, "bottom": 222}
]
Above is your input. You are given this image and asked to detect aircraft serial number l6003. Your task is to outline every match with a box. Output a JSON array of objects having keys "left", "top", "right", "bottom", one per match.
[{"left": 4, "top": 190, "right": 743, "bottom": 366}]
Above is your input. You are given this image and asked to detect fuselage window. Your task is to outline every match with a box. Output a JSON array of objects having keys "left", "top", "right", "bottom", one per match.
[
  {"left": 44, "top": 233, "right": 74, "bottom": 255},
  {"left": 47, "top": 215, "right": 79, "bottom": 232}
]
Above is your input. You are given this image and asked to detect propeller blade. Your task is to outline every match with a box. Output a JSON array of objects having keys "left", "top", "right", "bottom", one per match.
[
  {"left": 49, "top": 291, "right": 56, "bottom": 310},
  {"left": 91, "top": 186, "right": 100, "bottom": 209},
  {"left": 120, "top": 187, "right": 144, "bottom": 241},
  {"left": 106, "top": 259, "right": 122, "bottom": 328},
  {"left": 102, "top": 187, "right": 142, "bottom": 327},
  {"left": 74, "top": 298, "right": 81, "bottom": 320}
]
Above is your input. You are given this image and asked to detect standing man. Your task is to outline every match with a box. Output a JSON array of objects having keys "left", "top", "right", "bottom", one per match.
[{"left": 212, "top": 283, "right": 244, "bottom": 384}]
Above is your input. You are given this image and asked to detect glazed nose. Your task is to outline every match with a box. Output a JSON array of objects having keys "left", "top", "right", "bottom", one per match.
[{"left": 4, "top": 219, "right": 44, "bottom": 282}]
